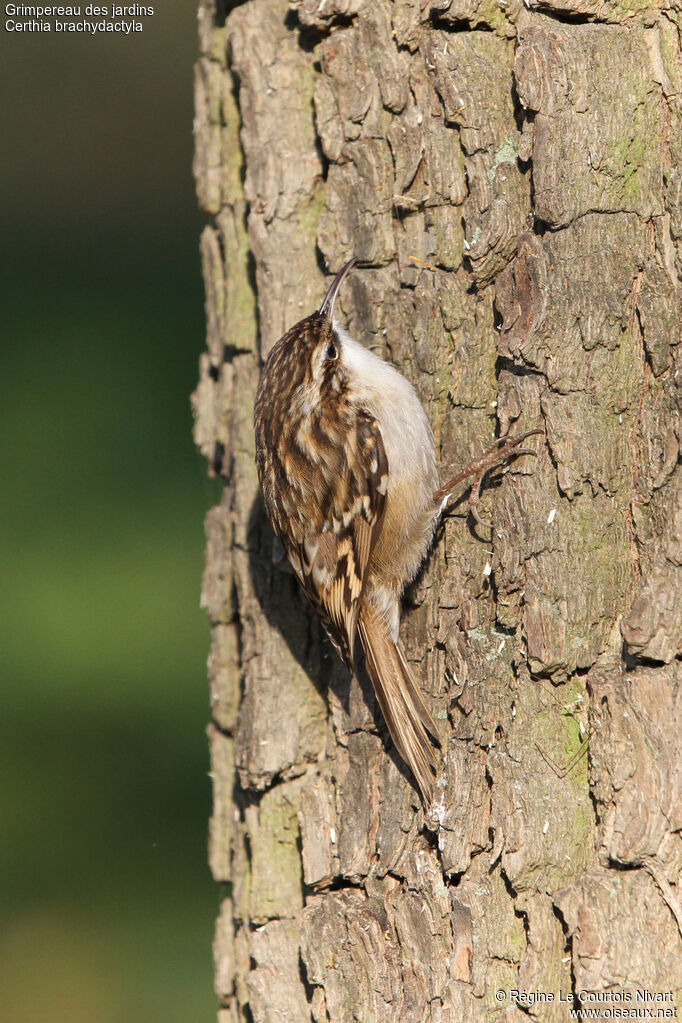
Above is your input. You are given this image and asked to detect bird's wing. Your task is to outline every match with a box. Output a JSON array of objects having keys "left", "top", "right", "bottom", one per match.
[{"left": 291, "top": 409, "right": 388, "bottom": 667}]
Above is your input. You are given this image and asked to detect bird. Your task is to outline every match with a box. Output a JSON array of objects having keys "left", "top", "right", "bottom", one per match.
[{"left": 253, "top": 259, "right": 539, "bottom": 802}]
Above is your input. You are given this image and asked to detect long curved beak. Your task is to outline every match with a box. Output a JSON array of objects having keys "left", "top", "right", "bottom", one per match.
[{"left": 318, "top": 258, "right": 357, "bottom": 319}]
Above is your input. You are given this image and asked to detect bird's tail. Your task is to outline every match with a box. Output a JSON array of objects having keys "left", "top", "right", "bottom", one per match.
[{"left": 358, "top": 605, "right": 441, "bottom": 803}]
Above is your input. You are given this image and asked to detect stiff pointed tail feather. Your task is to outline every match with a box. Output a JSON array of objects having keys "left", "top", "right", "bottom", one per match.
[{"left": 358, "top": 607, "right": 441, "bottom": 803}]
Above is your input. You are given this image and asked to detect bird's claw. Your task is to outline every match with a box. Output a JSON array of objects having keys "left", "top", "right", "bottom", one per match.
[
  {"left": 468, "top": 473, "right": 493, "bottom": 530},
  {"left": 435, "top": 427, "right": 543, "bottom": 529}
]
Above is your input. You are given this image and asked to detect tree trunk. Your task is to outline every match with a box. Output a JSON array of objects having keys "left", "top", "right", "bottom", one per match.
[{"left": 193, "top": 1, "right": 682, "bottom": 1019}]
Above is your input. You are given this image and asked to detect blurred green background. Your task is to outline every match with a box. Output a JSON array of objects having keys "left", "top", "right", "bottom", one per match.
[{"left": 1, "top": 8, "right": 219, "bottom": 1022}]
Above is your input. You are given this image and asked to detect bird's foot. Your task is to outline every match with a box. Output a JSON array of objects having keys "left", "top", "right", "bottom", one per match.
[{"left": 434, "top": 428, "right": 543, "bottom": 529}]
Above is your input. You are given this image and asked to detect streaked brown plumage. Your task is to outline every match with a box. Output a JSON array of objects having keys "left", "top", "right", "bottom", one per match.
[{"left": 254, "top": 260, "right": 539, "bottom": 802}]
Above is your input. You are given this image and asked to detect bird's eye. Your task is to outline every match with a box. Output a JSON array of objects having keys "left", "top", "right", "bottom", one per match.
[{"left": 325, "top": 342, "right": 337, "bottom": 361}]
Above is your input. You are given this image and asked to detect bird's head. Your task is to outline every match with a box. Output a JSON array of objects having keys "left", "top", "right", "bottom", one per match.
[{"left": 257, "top": 259, "right": 357, "bottom": 418}]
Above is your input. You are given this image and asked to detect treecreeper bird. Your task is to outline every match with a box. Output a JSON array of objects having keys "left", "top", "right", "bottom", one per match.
[{"left": 254, "top": 259, "right": 539, "bottom": 803}]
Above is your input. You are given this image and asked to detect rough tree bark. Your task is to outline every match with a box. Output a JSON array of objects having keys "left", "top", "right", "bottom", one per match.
[{"left": 193, "top": 0, "right": 682, "bottom": 1019}]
